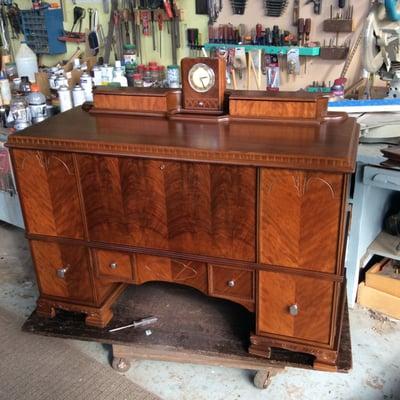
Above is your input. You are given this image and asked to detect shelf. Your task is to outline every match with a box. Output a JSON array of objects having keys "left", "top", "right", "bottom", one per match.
[
  {"left": 367, "top": 231, "right": 400, "bottom": 261},
  {"left": 203, "top": 43, "right": 320, "bottom": 56}
]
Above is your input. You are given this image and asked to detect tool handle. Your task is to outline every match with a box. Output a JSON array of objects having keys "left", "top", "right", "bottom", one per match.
[{"left": 338, "top": 0, "right": 345, "bottom": 8}]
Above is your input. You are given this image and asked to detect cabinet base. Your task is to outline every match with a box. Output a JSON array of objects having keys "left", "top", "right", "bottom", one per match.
[
  {"left": 249, "top": 334, "right": 338, "bottom": 372},
  {"left": 35, "top": 284, "right": 127, "bottom": 328}
]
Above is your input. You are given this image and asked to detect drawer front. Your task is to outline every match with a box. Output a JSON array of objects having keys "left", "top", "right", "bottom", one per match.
[
  {"left": 259, "top": 169, "right": 344, "bottom": 273},
  {"left": 209, "top": 265, "right": 254, "bottom": 308},
  {"left": 135, "top": 254, "right": 208, "bottom": 294},
  {"left": 95, "top": 249, "right": 133, "bottom": 281},
  {"left": 257, "top": 271, "right": 334, "bottom": 344},
  {"left": 30, "top": 240, "right": 94, "bottom": 304}
]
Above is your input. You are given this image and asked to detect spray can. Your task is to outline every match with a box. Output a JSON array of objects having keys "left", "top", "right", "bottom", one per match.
[
  {"left": 72, "top": 84, "right": 86, "bottom": 106},
  {"left": 58, "top": 85, "right": 72, "bottom": 112},
  {"left": 80, "top": 72, "right": 93, "bottom": 102}
]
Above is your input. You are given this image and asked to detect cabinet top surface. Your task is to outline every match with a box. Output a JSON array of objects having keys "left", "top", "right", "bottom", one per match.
[{"left": 7, "top": 108, "right": 359, "bottom": 172}]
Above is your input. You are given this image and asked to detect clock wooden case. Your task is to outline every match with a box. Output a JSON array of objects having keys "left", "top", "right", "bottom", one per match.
[{"left": 181, "top": 57, "right": 226, "bottom": 113}]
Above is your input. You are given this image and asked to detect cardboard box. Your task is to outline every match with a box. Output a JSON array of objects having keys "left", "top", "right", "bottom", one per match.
[
  {"left": 366, "top": 258, "right": 400, "bottom": 298},
  {"left": 357, "top": 282, "right": 400, "bottom": 320}
]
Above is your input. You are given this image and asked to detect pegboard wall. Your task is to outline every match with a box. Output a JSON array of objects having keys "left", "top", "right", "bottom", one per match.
[
  {"left": 10, "top": 0, "right": 372, "bottom": 91},
  {"left": 214, "top": 0, "right": 372, "bottom": 90}
]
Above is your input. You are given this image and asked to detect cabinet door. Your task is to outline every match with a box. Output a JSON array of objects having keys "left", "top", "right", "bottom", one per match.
[
  {"left": 12, "top": 150, "right": 84, "bottom": 239},
  {"left": 259, "top": 169, "right": 344, "bottom": 273},
  {"left": 77, "top": 155, "right": 256, "bottom": 261},
  {"left": 30, "top": 241, "right": 94, "bottom": 304},
  {"left": 257, "top": 271, "right": 334, "bottom": 344}
]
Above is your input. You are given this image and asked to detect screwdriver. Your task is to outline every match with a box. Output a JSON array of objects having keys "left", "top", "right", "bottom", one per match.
[
  {"left": 297, "top": 18, "right": 304, "bottom": 46},
  {"left": 304, "top": 18, "right": 311, "bottom": 43},
  {"left": 109, "top": 316, "right": 158, "bottom": 333},
  {"left": 157, "top": 11, "right": 163, "bottom": 57}
]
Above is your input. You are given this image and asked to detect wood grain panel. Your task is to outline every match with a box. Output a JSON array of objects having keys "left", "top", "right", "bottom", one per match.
[
  {"left": 77, "top": 155, "right": 130, "bottom": 244},
  {"left": 95, "top": 249, "right": 133, "bottom": 281},
  {"left": 136, "top": 254, "right": 208, "bottom": 294},
  {"left": 259, "top": 169, "right": 343, "bottom": 273},
  {"left": 257, "top": 270, "right": 334, "bottom": 344},
  {"left": 77, "top": 156, "right": 256, "bottom": 261},
  {"left": 12, "top": 150, "right": 84, "bottom": 238},
  {"left": 94, "top": 94, "right": 168, "bottom": 113},
  {"left": 119, "top": 158, "right": 169, "bottom": 249},
  {"left": 30, "top": 240, "right": 94, "bottom": 303},
  {"left": 230, "top": 100, "right": 317, "bottom": 119}
]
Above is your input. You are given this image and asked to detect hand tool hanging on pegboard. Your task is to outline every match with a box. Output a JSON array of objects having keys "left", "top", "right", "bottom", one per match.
[
  {"left": 264, "top": 0, "right": 288, "bottom": 17},
  {"left": 230, "top": 0, "right": 247, "bottom": 15},
  {"left": 104, "top": 0, "right": 118, "bottom": 64},
  {"left": 207, "top": 0, "right": 222, "bottom": 24},
  {"left": 305, "top": 0, "right": 321, "bottom": 15}
]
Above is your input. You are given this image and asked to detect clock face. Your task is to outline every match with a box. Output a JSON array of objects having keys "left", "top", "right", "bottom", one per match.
[{"left": 188, "top": 63, "right": 216, "bottom": 93}]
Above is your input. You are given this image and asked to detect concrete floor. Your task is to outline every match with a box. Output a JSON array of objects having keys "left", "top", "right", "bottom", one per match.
[{"left": 1, "top": 221, "right": 399, "bottom": 400}]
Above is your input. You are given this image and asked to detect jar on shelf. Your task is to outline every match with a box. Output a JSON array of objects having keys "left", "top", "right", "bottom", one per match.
[
  {"left": 143, "top": 67, "right": 152, "bottom": 87},
  {"left": 158, "top": 65, "right": 166, "bottom": 86},
  {"left": 150, "top": 65, "right": 159, "bottom": 85},
  {"left": 167, "top": 65, "right": 180, "bottom": 88},
  {"left": 123, "top": 44, "right": 137, "bottom": 67},
  {"left": 10, "top": 93, "right": 31, "bottom": 131},
  {"left": 133, "top": 73, "right": 143, "bottom": 88}
]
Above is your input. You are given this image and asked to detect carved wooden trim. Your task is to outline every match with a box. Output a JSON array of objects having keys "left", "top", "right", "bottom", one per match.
[{"left": 7, "top": 137, "right": 355, "bottom": 172}]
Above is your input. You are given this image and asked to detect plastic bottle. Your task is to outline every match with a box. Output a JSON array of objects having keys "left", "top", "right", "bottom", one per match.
[
  {"left": 15, "top": 42, "right": 38, "bottom": 83},
  {"left": 26, "top": 83, "right": 47, "bottom": 123},
  {"left": 10, "top": 93, "right": 31, "bottom": 131},
  {"left": 112, "top": 60, "right": 128, "bottom": 87},
  {"left": 0, "top": 75, "right": 12, "bottom": 105}
]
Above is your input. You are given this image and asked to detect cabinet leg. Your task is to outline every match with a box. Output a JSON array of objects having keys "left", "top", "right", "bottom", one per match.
[
  {"left": 85, "top": 307, "right": 113, "bottom": 328},
  {"left": 36, "top": 299, "right": 56, "bottom": 319}
]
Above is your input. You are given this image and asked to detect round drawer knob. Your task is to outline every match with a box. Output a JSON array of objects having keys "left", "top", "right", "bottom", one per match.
[
  {"left": 160, "top": 164, "right": 165, "bottom": 170},
  {"left": 227, "top": 280, "right": 236, "bottom": 288},
  {"left": 56, "top": 266, "right": 69, "bottom": 279},
  {"left": 289, "top": 304, "right": 299, "bottom": 316},
  {"left": 110, "top": 262, "right": 118, "bottom": 270}
]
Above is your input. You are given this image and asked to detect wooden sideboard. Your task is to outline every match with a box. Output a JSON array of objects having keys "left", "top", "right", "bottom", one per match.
[{"left": 7, "top": 96, "right": 358, "bottom": 370}]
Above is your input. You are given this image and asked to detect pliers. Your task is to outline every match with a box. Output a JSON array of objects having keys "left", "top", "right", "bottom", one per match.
[{"left": 305, "top": 0, "right": 321, "bottom": 14}]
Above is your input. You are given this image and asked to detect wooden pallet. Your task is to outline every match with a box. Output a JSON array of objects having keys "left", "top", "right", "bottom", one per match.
[{"left": 22, "top": 282, "right": 352, "bottom": 389}]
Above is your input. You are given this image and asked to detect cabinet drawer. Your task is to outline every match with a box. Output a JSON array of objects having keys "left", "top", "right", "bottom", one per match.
[
  {"left": 30, "top": 241, "right": 94, "bottom": 304},
  {"left": 135, "top": 254, "right": 208, "bottom": 294},
  {"left": 209, "top": 265, "right": 255, "bottom": 310},
  {"left": 95, "top": 249, "right": 134, "bottom": 281},
  {"left": 257, "top": 271, "right": 334, "bottom": 344}
]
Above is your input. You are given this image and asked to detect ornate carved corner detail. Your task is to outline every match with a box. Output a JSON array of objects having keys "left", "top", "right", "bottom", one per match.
[
  {"left": 172, "top": 260, "right": 198, "bottom": 282},
  {"left": 305, "top": 177, "right": 335, "bottom": 199}
]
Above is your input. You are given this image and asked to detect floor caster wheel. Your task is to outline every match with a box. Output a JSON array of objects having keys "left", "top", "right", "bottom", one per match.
[
  {"left": 253, "top": 369, "right": 276, "bottom": 389},
  {"left": 112, "top": 357, "right": 131, "bottom": 373}
]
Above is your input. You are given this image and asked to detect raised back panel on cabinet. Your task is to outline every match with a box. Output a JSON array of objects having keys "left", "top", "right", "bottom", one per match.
[
  {"left": 11, "top": 150, "right": 84, "bottom": 239},
  {"left": 259, "top": 168, "right": 344, "bottom": 273},
  {"left": 257, "top": 270, "right": 334, "bottom": 344},
  {"left": 76, "top": 155, "right": 256, "bottom": 261}
]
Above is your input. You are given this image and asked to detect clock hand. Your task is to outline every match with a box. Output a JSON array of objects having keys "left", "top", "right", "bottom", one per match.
[{"left": 199, "top": 76, "right": 207, "bottom": 88}]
